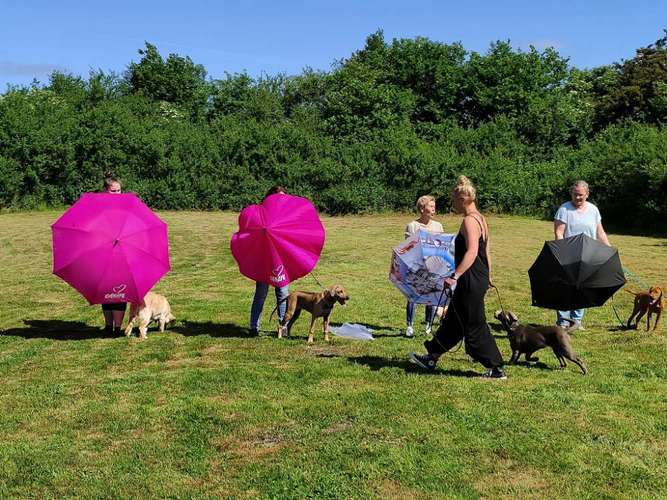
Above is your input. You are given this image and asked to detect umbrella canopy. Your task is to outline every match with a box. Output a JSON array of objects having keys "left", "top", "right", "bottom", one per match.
[
  {"left": 528, "top": 233, "right": 625, "bottom": 310},
  {"left": 230, "top": 193, "right": 325, "bottom": 287},
  {"left": 389, "top": 230, "right": 456, "bottom": 306},
  {"left": 52, "top": 193, "right": 170, "bottom": 304}
]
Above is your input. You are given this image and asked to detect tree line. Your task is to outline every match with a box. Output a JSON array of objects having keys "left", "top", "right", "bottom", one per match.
[{"left": 1, "top": 30, "right": 666, "bottom": 230}]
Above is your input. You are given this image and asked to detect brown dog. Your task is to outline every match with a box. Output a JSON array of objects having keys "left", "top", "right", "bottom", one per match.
[
  {"left": 494, "top": 310, "right": 587, "bottom": 375},
  {"left": 276, "top": 285, "right": 349, "bottom": 344},
  {"left": 124, "top": 292, "right": 175, "bottom": 339},
  {"left": 625, "top": 286, "right": 664, "bottom": 331}
]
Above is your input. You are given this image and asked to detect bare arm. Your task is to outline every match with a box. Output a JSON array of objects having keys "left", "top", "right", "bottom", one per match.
[
  {"left": 484, "top": 218, "right": 493, "bottom": 285},
  {"left": 554, "top": 220, "right": 566, "bottom": 240},
  {"left": 596, "top": 223, "right": 611, "bottom": 246},
  {"left": 444, "top": 217, "right": 480, "bottom": 288}
]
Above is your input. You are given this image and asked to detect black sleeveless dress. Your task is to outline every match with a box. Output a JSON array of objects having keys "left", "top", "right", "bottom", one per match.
[{"left": 424, "top": 216, "right": 504, "bottom": 368}]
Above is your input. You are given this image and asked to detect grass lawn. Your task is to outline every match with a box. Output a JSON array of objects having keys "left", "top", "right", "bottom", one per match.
[{"left": 1, "top": 210, "right": 666, "bottom": 498}]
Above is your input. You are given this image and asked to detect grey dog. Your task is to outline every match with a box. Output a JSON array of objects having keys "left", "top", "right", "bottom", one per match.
[{"left": 494, "top": 310, "right": 587, "bottom": 375}]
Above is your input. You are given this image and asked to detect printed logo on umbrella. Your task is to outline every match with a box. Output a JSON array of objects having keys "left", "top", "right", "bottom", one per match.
[
  {"left": 105, "top": 284, "right": 127, "bottom": 300},
  {"left": 270, "top": 264, "right": 286, "bottom": 284}
]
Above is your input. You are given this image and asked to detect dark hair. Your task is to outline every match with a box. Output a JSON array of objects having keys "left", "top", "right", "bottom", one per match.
[
  {"left": 264, "top": 185, "right": 288, "bottom": 199},
  {"left": 103, "top": 171, "right": 121, "bottom": 191}
]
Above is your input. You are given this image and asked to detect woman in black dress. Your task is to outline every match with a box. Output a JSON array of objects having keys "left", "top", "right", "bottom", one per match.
[{"left": 409, "top": 176, "right": 506, "bottom": 379}]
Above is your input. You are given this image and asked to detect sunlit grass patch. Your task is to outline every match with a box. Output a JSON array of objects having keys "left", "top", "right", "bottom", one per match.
[{"left": 0, "top": 210, "right": 665, "bottom": 497}]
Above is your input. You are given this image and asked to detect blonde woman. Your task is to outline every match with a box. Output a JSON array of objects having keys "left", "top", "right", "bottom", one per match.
[
  {"left": 409, "top": 176, "right": 506, "bottom": 379},
  {"left": 404, "top": 195, "right": 444, "bottom": 337}
]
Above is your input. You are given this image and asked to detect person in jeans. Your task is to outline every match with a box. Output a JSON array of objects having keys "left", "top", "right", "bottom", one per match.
[
  {"left": 248, "top": 185, "right": 290, "bottom": 336},
  {"left": 404, "top": 195, "right": 444, "bottom": 337},
  {"left": 409, "top": 176, "right": 506, "bottom": 379},
  {"left": 554, "top": 180, "right": 610, "bottom": 330}
]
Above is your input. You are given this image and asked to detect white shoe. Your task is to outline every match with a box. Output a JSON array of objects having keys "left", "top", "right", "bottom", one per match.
[
  {"left": 405, "top": 326, "right": 414, "bottom": 337},
  {"left": 425, "top": 325, "right": 432, "bottom": 335}
]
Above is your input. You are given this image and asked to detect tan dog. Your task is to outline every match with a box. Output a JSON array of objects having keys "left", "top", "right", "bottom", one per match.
[
  {"left": 277, "top": 285, "right": 349, "bottom": 344},
  {"left": 625, "top": 286, "right": 664, "bottom": 331},
  {"left": 494, "top": 310, "right": 587, "bottom": 375},
  {"left": 124, "top": 292, "right": 175, "bottom": 339}
]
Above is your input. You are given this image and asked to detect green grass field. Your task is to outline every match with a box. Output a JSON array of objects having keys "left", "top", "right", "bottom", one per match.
[{"left": 1, "top": 210, "right": 666, "bottom": 498}]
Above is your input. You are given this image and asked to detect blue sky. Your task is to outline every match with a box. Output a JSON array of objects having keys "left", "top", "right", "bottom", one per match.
[{"left": 1, "top": 0, "right": 665, "bottom": 91}]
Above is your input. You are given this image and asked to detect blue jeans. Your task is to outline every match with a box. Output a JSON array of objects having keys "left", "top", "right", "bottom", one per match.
[
  {"left": 250, "top": 282, "right": 289, "bottom": 330},
  {"left": 556, "top": 309, "right": 584, "bottom": 327},
  {"left": 406, "top": 301, "right": 437, "bottom": 328}
]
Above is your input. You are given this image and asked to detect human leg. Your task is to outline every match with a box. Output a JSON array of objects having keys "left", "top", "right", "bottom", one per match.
[
  {"left": 102, "top": 306, "right": 113, "bottom": 330},
  {"left": 275, "top": 285, "right": 289, "bottom": 322},
  {"left": 570, "top": 308, "right": 585, "bottom": 329},
  {"left": 250, "top": 282, "right": 269, "bottom": 331},
  {"left": 406, "top": 301, "right": 415, "bottom": 326},
  {"left": 404, "top": 301, "right": 415, "bottom": 336},
  {"left": 425, "top": 305, "right": 436, "bottom": 334},
  {"left": 422, "top": 305, "right": 464, "bottom": 357},
  {"left": 556, "top": 310, "right": 571, "bottom": 327}
]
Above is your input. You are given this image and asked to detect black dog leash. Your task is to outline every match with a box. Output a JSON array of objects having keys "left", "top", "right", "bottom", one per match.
[{"left": 429, "top": 286, "right": 464, "bottom": 354}]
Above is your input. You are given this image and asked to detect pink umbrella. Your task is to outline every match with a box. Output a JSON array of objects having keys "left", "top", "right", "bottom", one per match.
[
  {"left": 230, "top": 193, "right": 325, "bottom": 286},
  {"left": 52, "top": 193, "right": 170, "bottom": 304}
]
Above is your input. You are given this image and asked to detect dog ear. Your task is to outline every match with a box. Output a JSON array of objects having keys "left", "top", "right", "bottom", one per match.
[{"left": 493, "top": 310, "right": 502, "bottom": 319}]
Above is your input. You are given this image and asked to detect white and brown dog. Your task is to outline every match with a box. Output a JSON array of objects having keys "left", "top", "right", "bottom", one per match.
[
  {"left": 124, "top": 292, "right": 175, "bottom": 339},
  {"left": 276, "top": 285, "right": 349, "bottom": 344}
]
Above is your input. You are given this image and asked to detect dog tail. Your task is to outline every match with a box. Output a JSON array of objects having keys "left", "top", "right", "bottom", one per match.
[{"left": 561, "top": 318, "right": 577, "bottom": 333}]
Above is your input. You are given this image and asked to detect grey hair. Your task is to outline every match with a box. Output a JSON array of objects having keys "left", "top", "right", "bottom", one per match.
[{"left": 569, "top": 180, "right": 589, "bottom": 194}]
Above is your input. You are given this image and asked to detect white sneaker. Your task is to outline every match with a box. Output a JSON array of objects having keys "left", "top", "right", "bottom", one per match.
[
  {"left": 425, "top": 325, "right": 432, "bottom": 335},
  {"left": 405, "top": 326, "right": 414, "bottom": 337}
]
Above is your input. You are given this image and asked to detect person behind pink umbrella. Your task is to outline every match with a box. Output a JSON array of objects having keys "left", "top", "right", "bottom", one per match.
[
  {"left": 100, "top": 172, "right": 127, "bottom": 337},
  {"left": 248, "top": 185, "right": 290, "bottom": 336}
]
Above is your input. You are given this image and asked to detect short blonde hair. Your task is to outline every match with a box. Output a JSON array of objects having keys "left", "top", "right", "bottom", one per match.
[
  {"left": 416, "top": 195, "right": 435, "bottom": 212},
  {"left": 451, "top": 175, "right": 476, "bottom": 202}
]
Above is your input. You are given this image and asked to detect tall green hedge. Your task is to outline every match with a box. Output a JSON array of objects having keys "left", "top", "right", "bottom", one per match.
[{"left": 1, "top": 33, "right": 666, "bottom": 231}]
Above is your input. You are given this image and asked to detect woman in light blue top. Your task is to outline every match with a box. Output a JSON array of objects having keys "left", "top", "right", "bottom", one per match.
[{"left": 553, "top": 180, "right": 610, "bottom": 329}]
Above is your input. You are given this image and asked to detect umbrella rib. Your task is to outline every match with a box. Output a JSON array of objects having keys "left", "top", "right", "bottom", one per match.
[
  {"left": 54, "top": 241, "right": 112, "bottom": 274},
  {"left": 51, "top": 225, "right": 96, "bottom": 235},
  {"left": 120, "top": 239, "right": 170, "bottom": 271},
  {"left": 92, "top": 254, "right": 117, "bottom": 305},
  {"left": 120, "top": 222, "right": 168, "bottom": 241},
  {"left": 119, "top": 249, "right": 140, "bottom": 303},
  {"left": 268, "top": 232, "right": 319, "bottom": 281}
]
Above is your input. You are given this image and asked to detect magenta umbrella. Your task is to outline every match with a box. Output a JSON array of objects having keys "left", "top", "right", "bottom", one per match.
[
  {"left": 52, "top": 193, "right": 170, "bottom": 304},
  {"left": 230, "top": 193, "right": 325, "bottom": 286}
]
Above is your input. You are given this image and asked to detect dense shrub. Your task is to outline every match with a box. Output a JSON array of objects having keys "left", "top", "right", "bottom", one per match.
[{"left": 1, "top": 35, "right": 666, "bottom": 230}]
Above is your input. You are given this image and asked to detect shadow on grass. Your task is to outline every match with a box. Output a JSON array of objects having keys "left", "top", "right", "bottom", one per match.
[
  {"left": 1, "top": 320, "right": 111, "bottom": 340},
  {"left": 608, "top": 325, "right": 635, "bottom": 333},
  {"left": 507, "top": 360, "right": 551, "bottom": 370},
  {"left": 347, "top": 355, "right": 480, "bottom": 377},
  {"left": 170, "top": 320, "right": 252, "bottom": 338}
]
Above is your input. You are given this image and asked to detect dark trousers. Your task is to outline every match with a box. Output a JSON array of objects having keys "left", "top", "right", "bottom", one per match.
[{"left": 424, "top": 289, "right": 503, "bottom": 369}]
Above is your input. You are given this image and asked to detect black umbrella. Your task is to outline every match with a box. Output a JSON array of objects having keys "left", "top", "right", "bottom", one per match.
[{"left": 529, "top": 233, "right": 626, "bottom": 310}]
